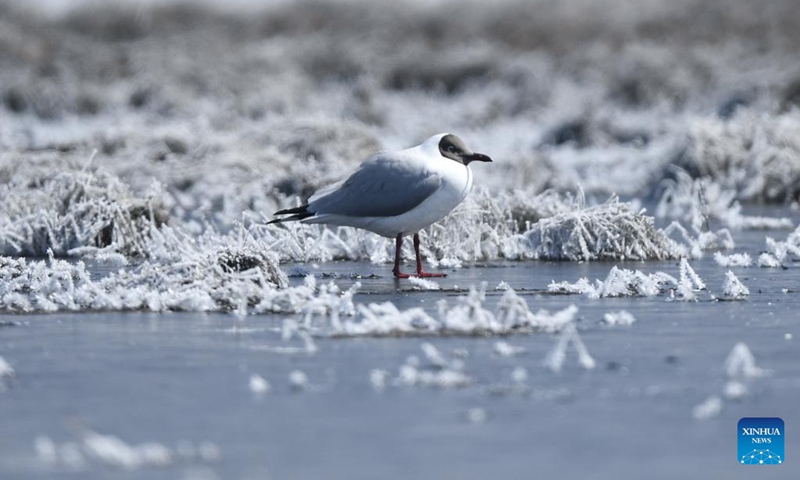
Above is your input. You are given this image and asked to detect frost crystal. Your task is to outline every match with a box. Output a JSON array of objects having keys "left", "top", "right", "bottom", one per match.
[
  {"left": 494, "top": 341, "right": 525, "bottom": 357},
  {"left": 602, "top": 311, "right": 637, "bottom": 326},
  {"left": 725, "top": 343, "right": 767, "bottom": 378},
  {"left": 249, "top": 374, "right": 271, "bottom": 394},
  {"left": 692, "top": 396, "right": 723, "bottom": 420},
  {"left": 511, "top": 367, "right": 528, "bottom": 384},
  {"left": 407, "top": 276, "right": 441, "bottom": 291},
  {"left": 544, "top": 323, "right": 596, "bottom": 372},
  {"left": 369, "top": 369, "right": 390, "bottom": 391},
  {"left": 723, "top": 381, "right": 748, "bottom": 400},
  {"left": 679, "top": 258, "right": 705, "bottom": 291},
  {"left": 722, "top": 271, "right": 749, "bottom": 300},
  {"left": 548, "top": 266, "right": 675, "bottom": 298},
  {"left": 0, "top": 355, "right": 14, "bottom": 380},
  {"left": 673, "top": 258, "right": 705, "bottom": 302},
  {"left": 394, "top": 345, "right": 471, "bottom": 389},
  {"left": 757, "top": 253, "right": 781, "bottom": 268},
  {"left": 289, "top": 371, "right": 309, "bottom": 391},
  {"left": 713, "top": 252, "right": 752, "bottom": 267}
]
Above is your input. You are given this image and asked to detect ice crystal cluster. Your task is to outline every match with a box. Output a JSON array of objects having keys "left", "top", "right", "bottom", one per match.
[
  {"left": 328, "top": 283, "right": 578, "bottom": 338},
  {"left": 548, "top": 258, "right": 715, "bottom": 302},
  {"left": 722, "top": 271, "right": 750, "bottom": 300}
]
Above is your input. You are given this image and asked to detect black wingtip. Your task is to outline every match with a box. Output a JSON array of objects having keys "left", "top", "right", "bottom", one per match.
[
  {"left": 268, "top": 205, "right": 314, "bottom": 225},
  {"left": 274, "top": 205, "right": 309, "bottom": 216}
]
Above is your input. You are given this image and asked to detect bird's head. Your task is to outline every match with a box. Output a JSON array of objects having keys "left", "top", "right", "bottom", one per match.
[{"left": 435, "top": 133, "right": 492, "bottom": 165}]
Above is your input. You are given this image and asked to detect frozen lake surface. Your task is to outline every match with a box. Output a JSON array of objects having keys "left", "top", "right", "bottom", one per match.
[{"left": 1, "top": 231, "right": 799, "bottom": 479}]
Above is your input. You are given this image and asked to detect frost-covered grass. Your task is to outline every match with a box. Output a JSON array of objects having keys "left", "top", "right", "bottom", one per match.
[
  {"left": 656, "top": 171, "right": 794, "bottom": 231},
  {"left": 3, "top": 0, "right": 800, "bottom": 237},
  {"left": 0, "top": 169, "right": 165, "bottom": 257},
  {"left": 523, "top": 195, "right": 685, "bottom": 261},
  {"left": 1, "top": 166, "right": 690, "bottom": 272}
]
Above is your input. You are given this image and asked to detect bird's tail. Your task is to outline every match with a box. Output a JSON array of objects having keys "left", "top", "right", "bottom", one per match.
[{"left": 267, "top": 205, "right": 314, "bottom": 224}]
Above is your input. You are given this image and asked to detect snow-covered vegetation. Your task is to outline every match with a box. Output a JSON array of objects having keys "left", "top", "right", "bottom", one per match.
[{"left": 1, "top": 0, "right": 798, "bottom": 315}]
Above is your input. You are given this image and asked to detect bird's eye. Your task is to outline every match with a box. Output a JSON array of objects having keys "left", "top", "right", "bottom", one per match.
[{"left": 447, "top": 145, "right": 456, "bottom": 153}]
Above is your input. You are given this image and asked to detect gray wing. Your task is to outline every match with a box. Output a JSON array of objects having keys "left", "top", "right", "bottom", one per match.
[{"left": 309, "top": 154, "right": 442, "bottom": 217}]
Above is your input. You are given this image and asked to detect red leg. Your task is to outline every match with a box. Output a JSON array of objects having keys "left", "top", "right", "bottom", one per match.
[
  {"left": 413, "top": 233, "right": 447, "bottom": 278},
  {"left": 392, "top": 234, "right": 410, "bottom": 278}
]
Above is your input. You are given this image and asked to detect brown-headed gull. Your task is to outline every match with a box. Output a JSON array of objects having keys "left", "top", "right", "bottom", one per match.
[{"left": 269, "top": 133, "right": 492, "bottom": 277}]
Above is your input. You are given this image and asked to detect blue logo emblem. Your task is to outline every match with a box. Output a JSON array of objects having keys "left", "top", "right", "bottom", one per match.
[{"left": 739, "top": 417, "right": 784, "bottom": 465}]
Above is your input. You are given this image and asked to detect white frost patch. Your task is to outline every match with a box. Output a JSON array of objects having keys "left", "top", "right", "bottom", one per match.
[
  {"left": 280, "top": 318, "right": 319, "bottom": 355},
  {"left": 369, "top": 369, "right": 390, "bottom": 391},
  {"left": 248, "top": 374, "right": 271, "bottom": 394},
  {"left": 602, "top": 310, "right": 636, "bottom": 326},
  {"left": 723, "top": 381, "right": 748, "bottom": 400},
  {"left": 466, "top": 408, "right": 488, "bottom": 424},
  {"left": 407, "top": 276, "right": 440, "bottom": 291},
  {"left": 35, "top": 430, "right": 219, "bottom": 470},
  {"left": 420, "top": 342, "right": 451, "bottom": 368},
  {"left": 722, "top": 271, "right": 750, "bottom": 300},
  {"left": 725, "top": 343, "right": 768, "bottom": 378},
  {"left": 494, "top": 341, "right": 525, "bottom": 357},
  {"left": 289, "top": 371, "right": 309, "bottom": 391},
  {"left": 393, "top": 345, "right": 471, "bottom": 389},
  {"left": 332, "top": 284, "right": 578, "bottom": 337},
  {"left": 757, "top": 253, "right": 781, "bottom": 268},
  {"left": 0, "top": 355, "right": 14, "bottom": 380},
  {"left": 511, "top": 367, "right": 528, "bottom": 384},
  {"left": 713, "top": 252, "right": 752, "bottom": 267},
  {"left": 544, "top": 323, "right": 596, "bottom": 372},
  {"left": 692, "top": 396, "right": 723, "bottom": 420}
]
